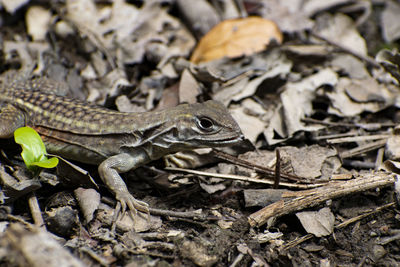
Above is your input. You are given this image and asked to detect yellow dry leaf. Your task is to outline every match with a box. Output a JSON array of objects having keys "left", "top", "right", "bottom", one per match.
[{"left": 190, "top": 17, "right": 283, "bottom": 64}]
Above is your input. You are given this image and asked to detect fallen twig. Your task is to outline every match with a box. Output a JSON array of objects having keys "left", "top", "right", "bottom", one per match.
[{"left": 248, "top": 171, "right": 396, "bottom": 227}]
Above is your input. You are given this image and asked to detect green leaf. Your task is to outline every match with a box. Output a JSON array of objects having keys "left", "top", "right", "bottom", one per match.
[
  {"left": 14, "top": 127, "right": 59, "bottom": 171},
  {"left": 32, "top": 157, "right": 59, "bottom": 168}
]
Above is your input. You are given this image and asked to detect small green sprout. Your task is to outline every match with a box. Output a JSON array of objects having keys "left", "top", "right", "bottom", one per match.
[{"left": 14, "top": 127, "right": 59, "bottom": 171}]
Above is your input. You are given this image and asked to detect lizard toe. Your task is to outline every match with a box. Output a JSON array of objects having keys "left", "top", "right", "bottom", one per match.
[{"left": 116, "top": 192, "right": 149, "bottom": 220}]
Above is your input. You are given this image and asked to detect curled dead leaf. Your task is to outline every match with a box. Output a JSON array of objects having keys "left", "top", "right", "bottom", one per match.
[{"left": 190, "top": 17, "right": 283, "bottom": 64}]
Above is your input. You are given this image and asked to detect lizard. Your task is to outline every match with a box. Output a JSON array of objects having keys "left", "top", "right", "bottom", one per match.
[{"left": 0, "top": 78, "right": 244, "bottom": 218}]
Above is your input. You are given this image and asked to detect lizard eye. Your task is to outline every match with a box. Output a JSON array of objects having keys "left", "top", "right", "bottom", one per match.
[{"left": 196, "top": 117, "right": 215, "bottom": 132}]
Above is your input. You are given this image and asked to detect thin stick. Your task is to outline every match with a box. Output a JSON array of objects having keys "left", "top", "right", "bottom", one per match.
[
  {"left": 310, "top": 31, "right": 380, "bottom": 68},
  {"left": 336, "top": 202, "right": 395, "bottom": 229},
  {"left": 165, "top": 167, "right": 325, "bottom": 189},
  {"left": 340, "top": 139, "right": 387, "bottom": 158},
  {"left": 28, "top": 192, "right": 45, "bottom": 228},
  {"left": 274, "top": 149, "right": 281, "bottom": 189},
  {"left": 327, "top": 134, "right": 389, "bottom": 144}
]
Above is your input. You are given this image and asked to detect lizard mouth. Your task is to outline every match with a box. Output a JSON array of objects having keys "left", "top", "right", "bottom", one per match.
[{"left": 205, "top": 134, "right": 245, "bottom": 146}]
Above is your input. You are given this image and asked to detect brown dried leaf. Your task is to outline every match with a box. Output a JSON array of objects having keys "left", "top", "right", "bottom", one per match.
[
  {"left": 179, "top": 69, "right": 200, "bottom": 104},
  {"left": 230, "top": 105, "right": 265, "bottom": 143},
  {"left": 385, "top": 128, "right": 400, "bottom": 160},
  {"left": 376, "top": 49, "right": 400, "bottom": 84},
  {"left": 264, "top": 68, "right": 338, "bottom": 144},
  {"left": 180, "top": 240, "right": 218, "bottom": 266},
  {"left": 258, "top": 0, "right": 314, "bottom": 33},
  {"left": 327, "top": 77, "right": 396, "bottom": 117},
  {"left": 381, "top": 1, "right": 400, "bottom": 43},
  {"left": 26, "top": 6, "right": 51, "bottom": 41},
  {"left": 314, "top": 13, "right": 367, "bottom": 56},
  {"left": 74, "top": 188, "right": 100, "bottom": 224},
  {"left": 279, "top": 145, "right": 341, "bottom": 180},
  {"left": 190, "top": 17, "right": 283, "bottom": 64},
  {"left": 296, "top": 208, "right": 335, "bottom": 237}
]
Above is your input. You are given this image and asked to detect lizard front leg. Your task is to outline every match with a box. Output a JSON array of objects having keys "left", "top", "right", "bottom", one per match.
[{"left": 98, "top": 152, "right": 150, "bottom": 219}]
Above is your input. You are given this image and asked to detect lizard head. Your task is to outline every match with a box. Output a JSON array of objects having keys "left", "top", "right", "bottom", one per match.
[{"left": 171, "top": 100, "right": 244, "bottom": 148}]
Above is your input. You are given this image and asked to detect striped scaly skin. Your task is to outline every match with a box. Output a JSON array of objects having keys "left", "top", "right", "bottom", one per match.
[{"left": 0, "top": 80, "right": 244, "bottom": 219}]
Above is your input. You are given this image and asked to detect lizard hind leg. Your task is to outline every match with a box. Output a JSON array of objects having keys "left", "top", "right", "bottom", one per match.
[{"left": 0, "top": 104, "right": 26, "bottom": 138}]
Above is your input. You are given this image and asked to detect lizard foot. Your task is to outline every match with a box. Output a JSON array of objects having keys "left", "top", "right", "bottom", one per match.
[
  {"left": 113, "top": 191, "right": 150, "bottom": 223},
  {"left": 164, "top": 151, "right": 199, "bottom": 168}
]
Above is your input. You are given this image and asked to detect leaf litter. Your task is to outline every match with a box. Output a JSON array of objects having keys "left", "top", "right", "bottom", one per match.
[{"left": 0, "top": 0, "right": 400, "bottom": 266}]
